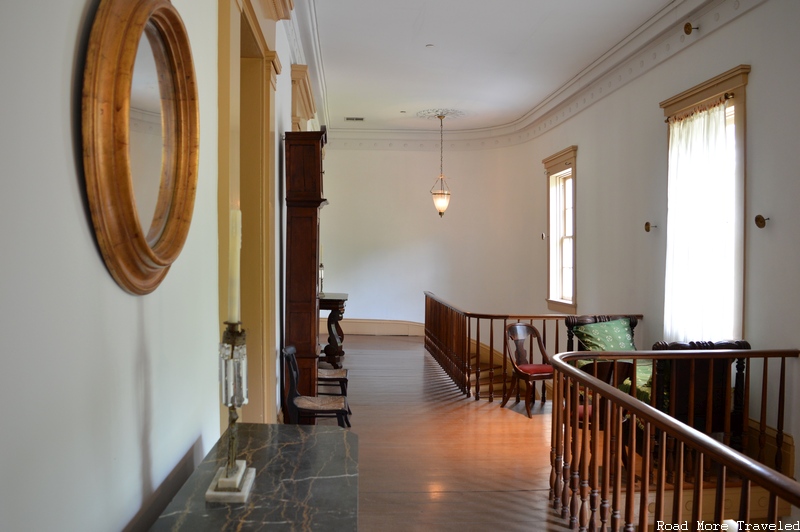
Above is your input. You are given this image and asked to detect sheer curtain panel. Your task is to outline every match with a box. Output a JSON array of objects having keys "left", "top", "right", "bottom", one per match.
[{"left": 663, "top": 100, "right": 743, "bottom": 342}]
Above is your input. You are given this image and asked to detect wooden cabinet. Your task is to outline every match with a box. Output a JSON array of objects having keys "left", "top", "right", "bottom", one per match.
[{"left": 284, "top": 128, "right": 327, "bottom": 399}]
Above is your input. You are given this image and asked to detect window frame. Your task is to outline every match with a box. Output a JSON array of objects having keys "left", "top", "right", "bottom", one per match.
[
  {"left": 659, "top": 65, "right": 749, "bottom": 340},
  {"left": 543, "top": 146, "right": 578, "bottom": 313}
]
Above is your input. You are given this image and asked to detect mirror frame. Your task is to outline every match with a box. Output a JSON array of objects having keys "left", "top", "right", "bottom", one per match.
[{"left": 83, "top": 0, "right": 199, "bottom": 294}]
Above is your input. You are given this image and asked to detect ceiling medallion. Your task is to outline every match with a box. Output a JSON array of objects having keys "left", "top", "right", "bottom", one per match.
[{"left": 417, "top": 108, "right": 465, "bottom": 120}]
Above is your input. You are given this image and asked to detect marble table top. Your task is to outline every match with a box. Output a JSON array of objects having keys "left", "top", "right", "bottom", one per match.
[{"left": 151, "top": 423, "right": 358, "bottom": 531}]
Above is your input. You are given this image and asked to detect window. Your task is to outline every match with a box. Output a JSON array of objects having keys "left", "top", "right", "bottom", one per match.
[
  {"left": 543, "top": 146, "right": 578, "bottom": 313},
  {"left": 659, "top": 65, "right": 749, "bottom": 341}
]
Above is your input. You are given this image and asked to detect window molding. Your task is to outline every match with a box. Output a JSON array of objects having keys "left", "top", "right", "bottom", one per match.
[
  {"left": 544, "top": 145, "right": 578, "bottom": 313},
  {"left": 659, "top": 65, "right": 749, "bottom": 340},
  {"left": 659, "top": 64, "right": 750, "bottom": 118},
  {"left": 547, "top": 298, "right": 577, "bottom": 314}
]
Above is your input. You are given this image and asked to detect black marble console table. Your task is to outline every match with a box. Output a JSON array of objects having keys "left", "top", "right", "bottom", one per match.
[{"left": 151, "top": 423, "right": 358, "bottom": 531}]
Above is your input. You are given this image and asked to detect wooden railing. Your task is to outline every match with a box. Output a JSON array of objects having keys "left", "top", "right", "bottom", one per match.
[
  {"left": 550, "top": 349, "right": 800, "bottom": 530},
  {"left": 424, "top": 291, "right": 573, "bottom": 400}
]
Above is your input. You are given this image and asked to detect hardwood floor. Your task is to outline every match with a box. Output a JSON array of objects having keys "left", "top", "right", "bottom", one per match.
[{"left": 320, "top": 335, "right": 570, "bottom": 531}]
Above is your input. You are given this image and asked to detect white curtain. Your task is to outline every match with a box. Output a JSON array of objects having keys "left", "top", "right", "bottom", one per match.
[{"left": 663, "top": 100, "right": 743, "bottom": 342}]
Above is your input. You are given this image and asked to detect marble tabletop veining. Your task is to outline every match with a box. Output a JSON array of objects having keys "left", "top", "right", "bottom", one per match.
[{"left": 151, "top": 423, "right": 358, "bottom": 531}]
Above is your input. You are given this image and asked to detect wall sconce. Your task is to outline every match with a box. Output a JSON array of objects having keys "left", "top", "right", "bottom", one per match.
[
  {"left": 430, "top": 114, "right": 451, "bottom": 217},
  {"left": 755, "top": 215, "right": 770, "bottom": 228}
]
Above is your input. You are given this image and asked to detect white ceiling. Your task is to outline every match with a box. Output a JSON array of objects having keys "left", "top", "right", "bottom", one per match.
[{"left": 291, "top": 0, "right": 694, "bottom": 134}]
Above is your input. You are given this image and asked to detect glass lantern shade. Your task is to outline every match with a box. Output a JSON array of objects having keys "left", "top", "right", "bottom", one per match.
[{"left": 430, "top": 175, "right": 451, "bottom": 217}]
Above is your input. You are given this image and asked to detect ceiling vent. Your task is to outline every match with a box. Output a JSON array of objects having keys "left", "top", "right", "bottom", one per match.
[{"left": 345, "top": 117, "right": 365, "bottom": 122}]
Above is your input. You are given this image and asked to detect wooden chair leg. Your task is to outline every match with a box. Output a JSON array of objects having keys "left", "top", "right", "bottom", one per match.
[
  {"left": 525, "top": 381, "right": 534, "bottom": 418},
  {"left": 336, "top": 413, "right": 351, "bottom": 428},
  {"left": 501, "top": 377, "right": 518, "bottom": 407}
]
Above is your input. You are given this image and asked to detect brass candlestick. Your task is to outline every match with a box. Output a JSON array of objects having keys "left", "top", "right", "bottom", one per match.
[
  {"left": 222, "top": 321, "right": 247, "bottom": 475},
  {"left": 225, "top": 405, "right": 239, "bottom": 478}
]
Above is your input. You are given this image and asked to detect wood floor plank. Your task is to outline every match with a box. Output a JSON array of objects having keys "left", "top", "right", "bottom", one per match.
[{"left": 318, "top": 335, "right": 570, "bottom": 531}]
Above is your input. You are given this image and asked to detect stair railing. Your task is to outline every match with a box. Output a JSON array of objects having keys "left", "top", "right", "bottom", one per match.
[
  {"left": 424, "top": 291, "right": 574, "bottom": 401},
  {"left": 550, "top": 349, "right": 800, "bottom": 530}
]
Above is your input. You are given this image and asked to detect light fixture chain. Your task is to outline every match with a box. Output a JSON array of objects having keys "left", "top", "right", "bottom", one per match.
[
  {"left": 429, "top": 113, "right": 451, "bottom": 217},
  {"left": 439, "top": 115, "right": 444, "bottom": 176}
]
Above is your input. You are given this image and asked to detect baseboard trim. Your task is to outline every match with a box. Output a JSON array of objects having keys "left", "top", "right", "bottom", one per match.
[
  {"left": 319, "top": 318, "right": 424, "bottom": 337},
  {"left": 746, "top": 418, "right": 795, "bottom": 477}
]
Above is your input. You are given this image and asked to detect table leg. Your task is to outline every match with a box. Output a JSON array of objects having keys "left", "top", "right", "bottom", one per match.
[{"left": 321, "top": 306, "right": 345, "bottom": 368}]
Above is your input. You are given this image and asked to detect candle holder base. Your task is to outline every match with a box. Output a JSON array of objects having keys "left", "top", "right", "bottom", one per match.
[{"left": 205, "top": 460, "right": 255, "bottom": 503}]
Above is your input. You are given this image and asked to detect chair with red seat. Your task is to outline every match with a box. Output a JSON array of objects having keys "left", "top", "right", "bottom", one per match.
[{"left": 501, "top": 322, "right": 555, "bottom": 417}]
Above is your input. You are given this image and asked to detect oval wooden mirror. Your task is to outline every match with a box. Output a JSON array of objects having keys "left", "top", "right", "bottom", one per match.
[{"left": 83, "top": 0, "right": 199, "bottom": 294}]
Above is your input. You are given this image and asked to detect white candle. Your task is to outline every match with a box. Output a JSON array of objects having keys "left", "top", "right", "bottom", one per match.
[{"left": 227, "top": 209, "right": 242, "bottom": 323}]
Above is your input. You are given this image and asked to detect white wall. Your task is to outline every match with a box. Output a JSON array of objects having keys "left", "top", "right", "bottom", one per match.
[
  {"left": 321, "top": 142, "right": 543, "bottom": 321},
  {"left": 535, "top": 0, "right": 800, "bottom": 418},
  {"left": 275, "top": 20, "right": 295, "bottom": 414},
  {"left": 0, "top": 0, "right": 220, "bottom": 530},
  {"left": 321, "top": 0, "right": 800, "bottom": 453},
  {"left": 322, "top": 0, "right": 800, "bottom": 340},
  {"left": 1, "top": 0, "right": 797, "bottom": 527}
]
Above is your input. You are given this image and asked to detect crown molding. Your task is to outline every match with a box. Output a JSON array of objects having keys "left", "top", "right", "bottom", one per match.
[
  {"left": 292, "top": 1, "right": 330, "bottom": 129},
  {"left": 130, "top": 108, "right": 161, "bottom": 135},
  {"left": 291, "top": 64, "right": 316, "bottom": 131},
  {"left": 265, "top": 50, "right": 282, "bottom": 90},
  {"left": 284, "top": 12, "right": 304, "bottom": 65},
  {"left": 322, "top": 0, "right": 767, "bottom": 152},
  {"left": 259, "top": 0, "right": 293, "bottom": 21}
]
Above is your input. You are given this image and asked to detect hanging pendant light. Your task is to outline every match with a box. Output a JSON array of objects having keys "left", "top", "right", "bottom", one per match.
[{"left": 430, "top": 114, "right": 450, "bottom": 217}]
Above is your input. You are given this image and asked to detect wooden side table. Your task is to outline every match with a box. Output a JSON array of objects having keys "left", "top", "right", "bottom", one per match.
[{"left": 319, "top": 292, "right": 348, "bottom": 368}]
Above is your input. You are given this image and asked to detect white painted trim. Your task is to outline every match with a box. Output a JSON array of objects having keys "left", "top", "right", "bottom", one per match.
[
  {"left": 308, "top": 0, "right": 767, "bottom": 151},
  {"left": 283, "top": 13, "right": 304, "bottom": 65},
  {"left": 290, "top": 0, "right": 328, "bottom": 128}
]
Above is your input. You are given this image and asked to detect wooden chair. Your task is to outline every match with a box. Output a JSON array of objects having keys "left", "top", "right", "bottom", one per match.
[
  {"left": 318, "top": 366, "right": 352, "bottom": 415},
  {"left": 501, "top": 322, "right": 554, "bottom": 418},
  {"left": 577, "top": 360, "right": 635, "bottom": 430},
  {"left": 318, "top": 367, "right": 348, "bottom": 396},
  {"left": 652, "top": 340, "right": 750, "bottom": 444},
  {"left": 574, "top": 360, "right": 636, "bottom": 471},
  {"left": 650, "top": 340, "right": 750, "bottom": 482},
  {"left": 565, "top": 315, "right": 639, "bottom": 351},
  {"left": 564, "top": 315, "right": 640, "bottom": 444},
  {"left": 283, "top": 346, "right": 350, "bottom": 428}
]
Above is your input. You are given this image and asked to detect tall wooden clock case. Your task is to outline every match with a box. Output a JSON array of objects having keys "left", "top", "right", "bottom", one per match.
[{"left": 284, "top": 127, "right": 327, "bottom": 399}]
